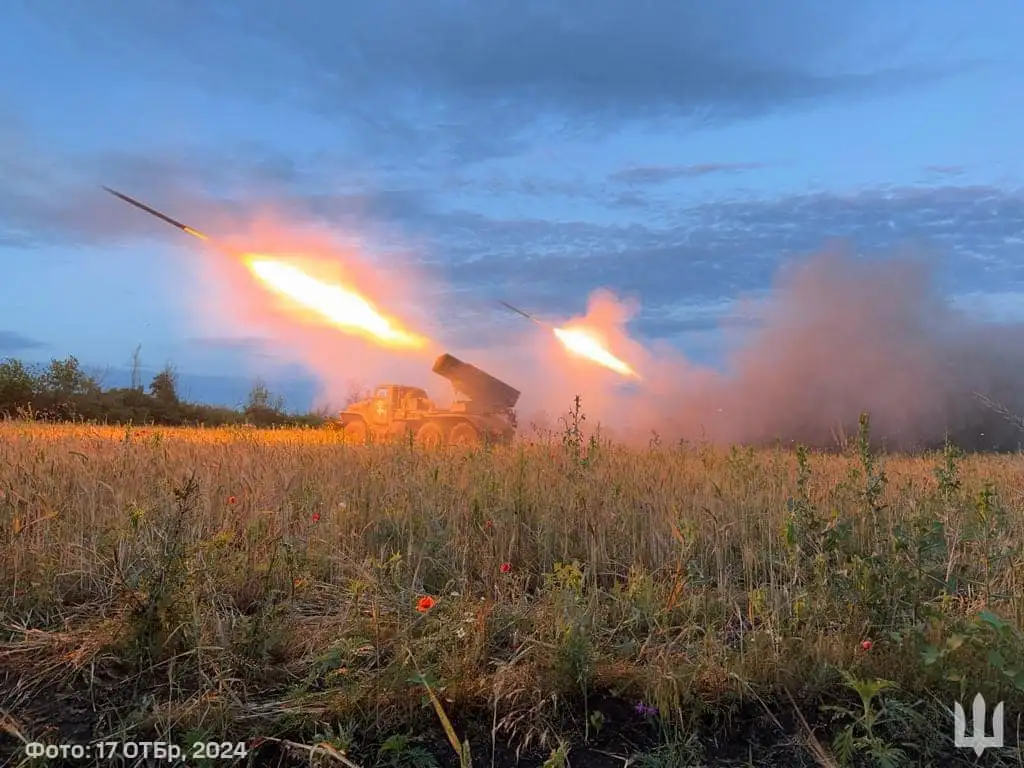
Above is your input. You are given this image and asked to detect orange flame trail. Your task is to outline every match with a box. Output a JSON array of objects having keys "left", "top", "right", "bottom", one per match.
[
  {"left": 553, "top": 325, "right": 640, "bottom": 378},
  {"left": 241, "top": 254, "right": 429, "bottom": 349}
]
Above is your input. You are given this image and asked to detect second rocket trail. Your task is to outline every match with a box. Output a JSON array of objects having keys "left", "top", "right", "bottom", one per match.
[
  {"left": 102, "top": 186, "right": 211, "bottom": 242},
  {"left": 499, "top": 300, "right": 547, "bottom": 327}
]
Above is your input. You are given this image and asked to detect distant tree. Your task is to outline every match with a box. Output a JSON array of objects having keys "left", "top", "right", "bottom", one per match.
[
  {"left": 39, "top": 356, "right": 99, "bottom": 398},
  {"left": 130, "top": 344, "right": 143, "bottom": 391},
  {"left": 150, "top": 364, "right": 180, "bottom": 406},
  {"left": 243, "top": 378, "right": 286, "bottom": 426},
  {"left": 246, "top": 379, "right": 280, "bottom": 410},
  {"left": 31, "top": 356, "right": 101, "bottom": 420},
  {"left": 99, "top": 386, "right": 155, "bottom": 424},
  {"left": 0, "top": 358, "right": 38, "bottom": 415}
]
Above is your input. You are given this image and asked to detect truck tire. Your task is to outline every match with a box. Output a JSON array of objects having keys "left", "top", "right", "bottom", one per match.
[
  {"left": 415, "top": 422, "right": 444, "bottom": 448},
  {"left": 448, "top": 422, "right": 480, "bottom": 447},
  {"left": 343, "top": 419, "right": 367, "bottom": 445}
]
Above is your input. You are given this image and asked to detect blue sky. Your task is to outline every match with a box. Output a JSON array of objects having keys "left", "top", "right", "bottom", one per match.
[{"left": 3, "top": 1, "right": 1024, "bottom": 413}]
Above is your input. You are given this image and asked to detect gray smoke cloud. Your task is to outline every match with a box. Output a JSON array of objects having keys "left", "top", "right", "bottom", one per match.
[{"left": 490, "top": 246, "right": 1024, "bottom": 452}]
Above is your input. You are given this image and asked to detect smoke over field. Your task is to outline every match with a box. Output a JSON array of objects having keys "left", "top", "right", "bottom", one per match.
[{"left": 465, "top": 248, "right": 1024, "bottom": 451}]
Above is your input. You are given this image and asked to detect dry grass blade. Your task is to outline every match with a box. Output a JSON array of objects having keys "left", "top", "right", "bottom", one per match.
[
  {"left": 784, "top": 689, "right": 838, "bottom": 768},
  {"left": 407, "top": 648, "right": 472, "bottom": 768},
  {"left": 0, "top": 708, "right": 29, "bottom": 745}
]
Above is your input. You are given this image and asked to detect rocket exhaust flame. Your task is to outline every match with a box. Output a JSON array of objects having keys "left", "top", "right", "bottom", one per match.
[
  {"left": 245, "top": 258, "right": 427, "bottom": 348},
  {"left": 500, "top": 300, "right": 639, "bottom": 378},
  {"left": 552, "top": 326, "right": 639, "bottom": 378},
  {"left": 102, "top": 186, "right": 428, "bottom": 349}
]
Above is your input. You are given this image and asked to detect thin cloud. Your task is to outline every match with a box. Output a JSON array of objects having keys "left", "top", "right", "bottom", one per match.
[
  {"left": 609, "top": 162, "right": 766, "bottom": 186},
  {"left": 0, "top": 331, "right": 48, "bottom": 353},
  {"left": 925, "top": 165, "right": 966, "bottom": 176}
]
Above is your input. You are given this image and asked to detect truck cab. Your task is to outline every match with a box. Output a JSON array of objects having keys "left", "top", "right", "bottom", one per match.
[{"left": 369, "top": 385, "right": 432, "bottom": 428}]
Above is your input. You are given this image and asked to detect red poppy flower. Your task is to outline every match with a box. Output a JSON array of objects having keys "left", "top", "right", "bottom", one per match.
[
  {"left": 227, "top": 495, "right": 237, "bottom": 505},
  {"left": 861, "top": 640, "right": 873, "bottom": 651},
  {"left": 500, "top": 562, "right": 512, "bottom": 573},
  {"left": 417, "top": 595, "right": 436, "bottom": 612},
  {"left": 312, "top": 512, "right": 321, "bottom": 523}
]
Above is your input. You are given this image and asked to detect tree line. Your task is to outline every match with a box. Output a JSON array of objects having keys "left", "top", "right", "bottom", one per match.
[{"left": 0, "top": 353, "right": 327, "bottom": 427}]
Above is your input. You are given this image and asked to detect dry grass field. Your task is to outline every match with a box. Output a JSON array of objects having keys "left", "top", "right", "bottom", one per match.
[{"left": 3, "top": 414, "right": 1024, "bottom": 766}]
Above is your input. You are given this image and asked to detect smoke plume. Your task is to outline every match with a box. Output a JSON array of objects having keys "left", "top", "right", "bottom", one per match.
[{"left": 500, "top": 246, "right": 1024, "bottom": 451}]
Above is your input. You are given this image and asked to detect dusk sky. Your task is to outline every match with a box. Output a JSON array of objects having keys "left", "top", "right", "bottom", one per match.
[{"left": 3, "top": 2, "right": 1023, "bottom": 412}]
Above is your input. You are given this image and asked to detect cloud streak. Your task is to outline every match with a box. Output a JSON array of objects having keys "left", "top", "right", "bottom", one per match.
[
  {"left": 609, "top": 162, "right": 766, "bottom": 186},
  {"left": 925, "top": 165, "right": 966, "bottom": 177},
  {"left": 0, "top": 331, "right": 47, "bottom": 354}
]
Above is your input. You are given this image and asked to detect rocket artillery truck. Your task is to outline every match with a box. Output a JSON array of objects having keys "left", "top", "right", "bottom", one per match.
[{"left": 337, "top": 353, "right": 520, "bottom": 446}]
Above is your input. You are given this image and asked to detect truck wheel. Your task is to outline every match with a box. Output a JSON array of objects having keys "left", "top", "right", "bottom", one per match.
[
  {"left": 343, "top": 420, "right": 367, "bottom": 444},
  {"left": 448, "top": 422, "right": 479, "bottom": 447},
  {"left": 415, "top": 422, "right": 444, "bottom": 448}
]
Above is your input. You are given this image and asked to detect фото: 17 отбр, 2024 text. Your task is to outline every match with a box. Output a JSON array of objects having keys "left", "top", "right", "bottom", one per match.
[{"left": 23, "top": 739, "right": 250, "bottom": 762}]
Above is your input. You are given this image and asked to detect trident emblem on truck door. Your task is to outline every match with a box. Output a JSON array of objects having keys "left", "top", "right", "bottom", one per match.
[{"left": 954, "top": 693, "right": 1004, "bottom": 756}]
